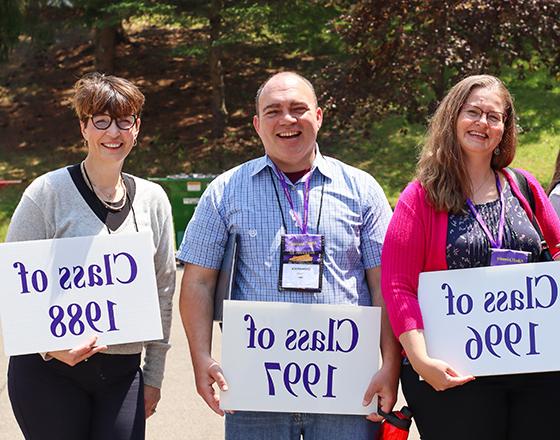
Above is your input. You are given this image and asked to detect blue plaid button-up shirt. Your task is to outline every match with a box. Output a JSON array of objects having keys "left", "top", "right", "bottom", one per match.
[{"left": 177, "top": 149, "right": 392, "bottom": 305}]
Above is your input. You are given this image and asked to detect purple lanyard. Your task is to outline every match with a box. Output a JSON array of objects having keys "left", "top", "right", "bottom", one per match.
[
  {"left": 466, "top": 172, "right": 505, "bottom": 249},
  {"left": 274, "top": 165, "right": 312, "bottom": 234}
]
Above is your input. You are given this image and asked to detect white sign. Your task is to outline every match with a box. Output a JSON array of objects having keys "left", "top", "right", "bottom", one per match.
[
  {"left": 221, "top": 300, "right": 380, "bottom": 415},
  {"left": 186, "top": 181, "right": 201, "bottom": 192},
  {"left": 182, "top": 197, "right": 200, "bottom": 205},
  {"left": 0, "top": 232, "right": 163, "bottom": 356},
  {"left": 418, "top": 261, "right": 560, "bottom": 377}
]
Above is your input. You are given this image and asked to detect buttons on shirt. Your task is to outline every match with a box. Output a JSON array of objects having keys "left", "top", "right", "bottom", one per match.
[{"left": 248, "top": 229, "right": 257, "bottom": 238}]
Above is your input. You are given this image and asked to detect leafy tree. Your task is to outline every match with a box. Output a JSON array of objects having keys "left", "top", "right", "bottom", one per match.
[
  {"left": 328, "top": 0, "right": 560, "bottom": 122},
  {"left": 0, "top": 0, "right": 24, "bottom": 61},
  {"left": 2, "top": 0, "right": 346, "bottom": 139},
  {"left": 172, "top": 0, "right": 229, "bottom": 138},
  {"left": 72, "top": 0, "right": 175, "bottom": 74},
  {"left": 4, "top": 1, "right": 175, "bottom": 73},
  {"left": 208, "top": 0, "right": 228, "bottom": 138}
]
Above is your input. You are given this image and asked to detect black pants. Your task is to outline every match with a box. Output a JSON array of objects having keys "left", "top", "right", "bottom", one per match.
[
  {"left": 8, "top": 353, "right": 145, "bottom": 440},
  {"left": 401, "top": 361, "right": 560, "bottom": 440}
]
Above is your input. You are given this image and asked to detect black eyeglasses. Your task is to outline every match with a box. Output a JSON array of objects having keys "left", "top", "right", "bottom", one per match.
[{"left": 87, "top": 114, "right": 138, "bottom": 130}]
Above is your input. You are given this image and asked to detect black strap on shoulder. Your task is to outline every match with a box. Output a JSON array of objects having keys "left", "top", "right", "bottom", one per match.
[
  {"left": 505, "top": 167, "right": 535, "bottom": 213},
  {"left": 505, "top": 167, "right": 552, "bottom": 261}
]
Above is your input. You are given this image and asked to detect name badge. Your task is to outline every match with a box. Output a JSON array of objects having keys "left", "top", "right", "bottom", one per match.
[
  {"left": 279, "top": 234, "right": 324, "bottom": 292},
  {"left": 489, "top": 248, "right": 531, "bottom": 266}
]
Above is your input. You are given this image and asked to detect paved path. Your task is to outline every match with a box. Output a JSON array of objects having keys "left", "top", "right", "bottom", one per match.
[{"left": 0, "top": 268, "right": 419, "bottom": 439}]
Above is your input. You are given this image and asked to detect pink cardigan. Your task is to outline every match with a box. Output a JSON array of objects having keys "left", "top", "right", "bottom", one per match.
[{"left": 381, "top": 169, "right": 560, "bottom": 338}]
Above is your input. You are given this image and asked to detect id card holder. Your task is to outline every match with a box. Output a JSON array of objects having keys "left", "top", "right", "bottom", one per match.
[
  {"left": 279, "top": 234, "right": 324, "bottom": 292},
  {"left": 489, "top": 248, "right": 530, "bottom": 266}
]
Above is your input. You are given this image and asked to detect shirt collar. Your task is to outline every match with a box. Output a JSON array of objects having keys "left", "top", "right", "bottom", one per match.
[{"left": 250, "top": 144, "right": 334, "bottom": 181}]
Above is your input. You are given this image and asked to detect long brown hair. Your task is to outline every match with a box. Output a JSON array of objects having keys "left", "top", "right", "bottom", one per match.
[
  {"left": 547, "top": 150, "right": 560, "bottom": 195},
  {"left": 416, "top": 75, "right": 517, "bottom": 213}
]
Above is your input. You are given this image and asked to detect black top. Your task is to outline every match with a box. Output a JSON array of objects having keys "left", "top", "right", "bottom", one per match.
[
  {"left": 67, "top": 164, "right": 136, "bottom": 231},
  {"left": 446, "top": 182, "right": 541, "bottom": 268}
]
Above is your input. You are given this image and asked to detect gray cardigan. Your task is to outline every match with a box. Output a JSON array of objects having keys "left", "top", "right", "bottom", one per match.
[{"left": 6, "top": 167, "right": 176, "bottom": 388}]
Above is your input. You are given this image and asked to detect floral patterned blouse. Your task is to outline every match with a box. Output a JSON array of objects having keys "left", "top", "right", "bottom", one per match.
[{"left": 446, "top": 182, "right": 541, "bottom": 269}]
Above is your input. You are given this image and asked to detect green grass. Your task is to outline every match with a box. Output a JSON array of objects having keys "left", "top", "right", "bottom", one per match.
[
  {"left": 0, "top": 143, "right": 86, "bottom": 241},
  {"left": 508, "top": 68, "right": 560, "bottom": 184},
  {"left": 0, "top": 185, "right": 23, "bottom": 240},
  {"left": 322, "top": 116, "right": 424, "bottom": 205}
]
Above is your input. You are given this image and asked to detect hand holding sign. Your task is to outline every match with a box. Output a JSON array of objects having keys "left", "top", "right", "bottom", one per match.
[
  {"left": 399, "top": 329, "right": 475, "bottom": 392},
  {"left": 413, "top": 357, "right": 475, "bottom": 392},
  {"left": 193, "top": 355, "right": 228, "bottom": 416},
  {"left": 47, "top": 335, "right": 107, "bottom": 366}
]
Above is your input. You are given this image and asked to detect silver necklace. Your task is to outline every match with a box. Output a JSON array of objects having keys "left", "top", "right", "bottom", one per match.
[
  {"left": 471, "top": 170, "right": 494, "bottom": 198},
  {"left": 81, "top": 161, "right": 127, "bottom": 211}
]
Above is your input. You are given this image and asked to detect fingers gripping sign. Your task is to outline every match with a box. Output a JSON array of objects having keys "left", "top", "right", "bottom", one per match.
[
  {"left": 47, "top": 335, "right": 108, "bottom": 366},
  {"left": 209, "top": 361, "right": 229, "bottom": 391},
  {"left": 418, "top": 358, "right": 475, "bottom": 392},
  {"left": 197, "top": 359, "right": 229, "bottom": 416}
]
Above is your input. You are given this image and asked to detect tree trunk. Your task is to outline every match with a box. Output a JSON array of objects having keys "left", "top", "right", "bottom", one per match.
[
  {"left": 432, "top": 64, "right": 447, "bottom": 103},
  {"left": 0, "top": 0, "right": 23, "bottom": 61},
  {"left": 94, "top": 22, "right": 117, "bottom": 74},
  {"left": 208, "top": 0, "right": 228, "bottom": 139}
]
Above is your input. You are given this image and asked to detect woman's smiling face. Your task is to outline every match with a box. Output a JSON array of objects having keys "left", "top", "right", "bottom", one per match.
[
  {"left": 80, "top": 113, "right": 140, "bottom": 165},
  {"left": 456, "top": 86, "right": 505, "bottom": 163}
]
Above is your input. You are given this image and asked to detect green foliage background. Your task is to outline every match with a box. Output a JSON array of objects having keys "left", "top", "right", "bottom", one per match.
[{"left": 1, "top": 1, "right": 559, "bottom": 241}]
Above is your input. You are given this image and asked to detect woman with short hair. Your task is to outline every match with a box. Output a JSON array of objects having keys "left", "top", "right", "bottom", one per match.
[
  {"left": 381, "top": 74, "right": 560, "bottom": 439},
  {"left": 6, "top": 72, "right": 175, "bottom": 440}
]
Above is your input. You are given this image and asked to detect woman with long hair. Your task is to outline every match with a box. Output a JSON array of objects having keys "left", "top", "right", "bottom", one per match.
[{"left": 381, "top": 74, "right": 560, "bottom": 439}]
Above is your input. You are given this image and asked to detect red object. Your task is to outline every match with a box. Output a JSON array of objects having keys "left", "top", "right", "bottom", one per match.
[
  {"left": 377, "top": 406, "right": 413, "bottom": 440},
  {"left": 0, "top": 179, "right": 22, "bottom": 189}
]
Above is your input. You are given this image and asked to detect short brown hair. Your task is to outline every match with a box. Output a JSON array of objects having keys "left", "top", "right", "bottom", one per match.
[
  {"left": 416, "top": 74, "right": 517, "bottom": 213},
  {"left": 72, "top": 72, "right": 145, "bottom": 123}
]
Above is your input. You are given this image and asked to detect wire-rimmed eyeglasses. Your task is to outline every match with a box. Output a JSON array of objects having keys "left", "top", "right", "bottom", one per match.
[{"left": 460, "top": 105, "right": 505, "bottom": 126}]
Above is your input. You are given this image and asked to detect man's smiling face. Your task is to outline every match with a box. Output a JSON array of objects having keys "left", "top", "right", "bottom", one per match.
[{"left": 253, "top": 73, "right": 323, "bottom": 172}]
